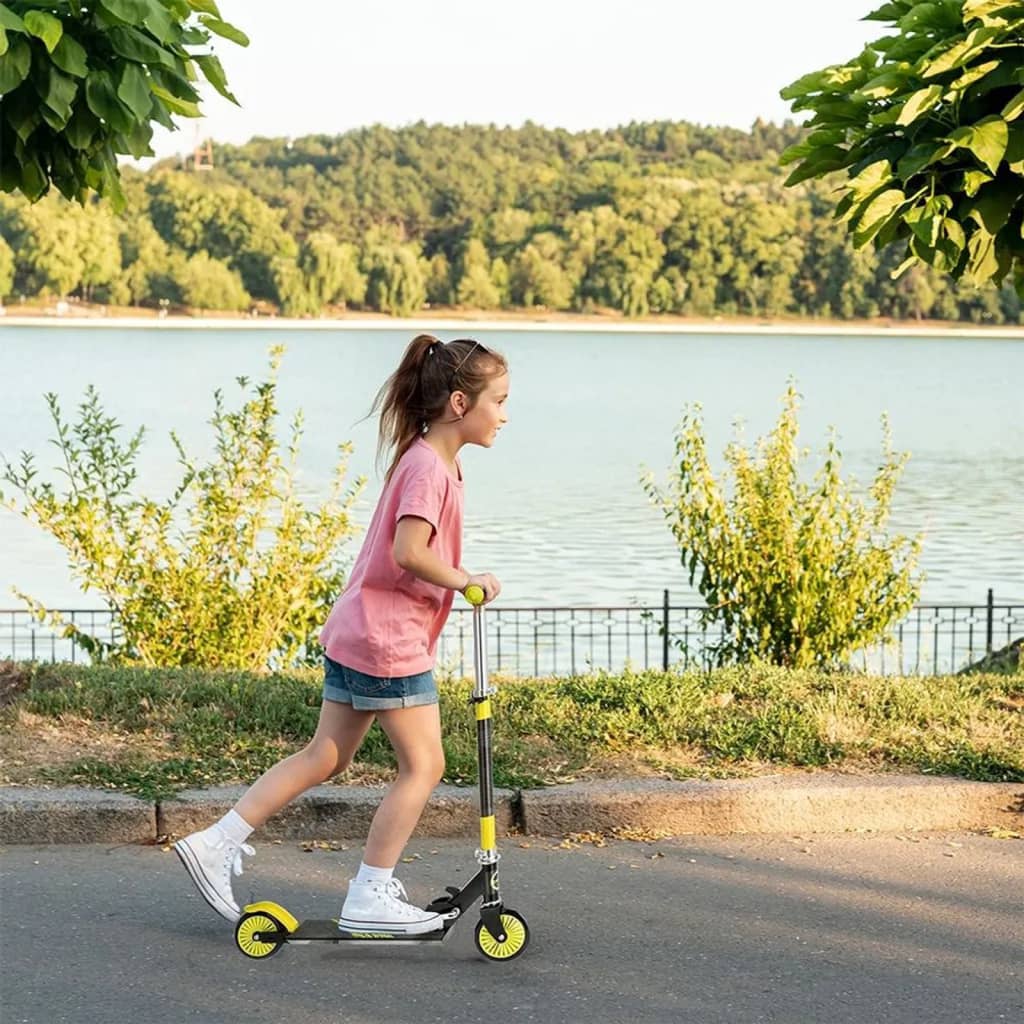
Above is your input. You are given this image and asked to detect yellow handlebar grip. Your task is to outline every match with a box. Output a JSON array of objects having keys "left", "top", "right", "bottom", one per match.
[{"left": 464, "top": 584, "right": 485, "bottom": 606}]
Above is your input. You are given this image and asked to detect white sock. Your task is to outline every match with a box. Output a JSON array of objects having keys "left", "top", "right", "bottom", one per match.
[
  {"left": 214, "top": 809, "right": 254, "bottom": 845},
  {"left": 354, "top": 861, "right": 394, "bottom": 886}
]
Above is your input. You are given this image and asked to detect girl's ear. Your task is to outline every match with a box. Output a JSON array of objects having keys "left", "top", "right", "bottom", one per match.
[{"left": 451, "top": 390, "right": 467, "bottom": 417}]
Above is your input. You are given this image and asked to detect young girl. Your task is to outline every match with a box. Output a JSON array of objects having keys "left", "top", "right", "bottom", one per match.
[{"left": 175, "top": 333, "right": 510, "bottom": 934}]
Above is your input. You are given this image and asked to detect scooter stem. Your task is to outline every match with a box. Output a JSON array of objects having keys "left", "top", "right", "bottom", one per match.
[{"left": 472, "top": 600, "right": 498, "bottom": 864}]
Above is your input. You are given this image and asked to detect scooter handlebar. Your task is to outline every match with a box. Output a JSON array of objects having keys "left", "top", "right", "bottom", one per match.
[{"left": 463, "top": 584, "right": 486, "bottom": 606}]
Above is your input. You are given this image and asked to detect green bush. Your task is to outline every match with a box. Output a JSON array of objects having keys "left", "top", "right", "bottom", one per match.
[
  {"left": 643, "top": 381, "right": 924, "bottom": 669},
  {"left": 0, "top": 347, "right": 364, "bottom": 670}
]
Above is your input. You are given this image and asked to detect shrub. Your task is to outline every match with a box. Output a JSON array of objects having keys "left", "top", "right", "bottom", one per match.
[
  {"left": 1, "top": 346, "right": 364, "bottom": 670},
  {"left": 643, "top": 381, "right": 924, "bottom": 668}
]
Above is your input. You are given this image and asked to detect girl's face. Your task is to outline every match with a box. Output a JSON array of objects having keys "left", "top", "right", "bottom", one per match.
[{"left": 458, "top": 371, "right": 509, "bottom": 447}]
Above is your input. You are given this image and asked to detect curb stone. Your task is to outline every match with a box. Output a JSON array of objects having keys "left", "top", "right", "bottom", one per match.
[
  {"left": 0, "top": 774, "right": 1021, "bottom": 845},
  {"left": 0, "top": 788, "right": 155, "bottom": 844},
  {"left": 156, "top": 784, "right": 518, "bottom": 840},
  {"left": 520, "top": 775, "right": 1024, "bottom": 835}
]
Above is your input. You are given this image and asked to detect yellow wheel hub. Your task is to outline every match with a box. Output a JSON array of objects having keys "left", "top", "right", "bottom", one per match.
[
  {"left": 476, "top": 913, "right": 528, "bottom": 960},
  {"left": 236, "top": 912, "right": 282, "bottom": 959}
]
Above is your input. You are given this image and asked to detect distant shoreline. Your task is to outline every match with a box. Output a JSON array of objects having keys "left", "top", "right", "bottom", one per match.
[{"left": 1, "top": 308, "right": 1022, "bottom": 339}]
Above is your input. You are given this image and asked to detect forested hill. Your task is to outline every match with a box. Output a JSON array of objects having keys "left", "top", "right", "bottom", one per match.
[{"left": 0, "top": 119, "right": 1019, "bottom": 324}]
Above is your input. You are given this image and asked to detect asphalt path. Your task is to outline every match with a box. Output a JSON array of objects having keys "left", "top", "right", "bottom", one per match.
[{"left": 2, "top": 830, "right": 1021, "bottom": 1024}]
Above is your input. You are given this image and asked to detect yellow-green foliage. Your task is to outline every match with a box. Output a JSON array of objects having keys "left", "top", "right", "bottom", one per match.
[
  {"left": 643, "top": 381, "right": 924, "bottom": 669},
  {"left": 0, "top": 347, "right": 364, "bottom": 670}
]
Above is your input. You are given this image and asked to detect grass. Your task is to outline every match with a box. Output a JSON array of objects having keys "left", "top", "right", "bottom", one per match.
[{"left": 1, "top": 659, "right": 1021, "bottom": 801}]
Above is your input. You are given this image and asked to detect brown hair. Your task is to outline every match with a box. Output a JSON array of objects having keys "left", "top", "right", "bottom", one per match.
[{"left": 371, "top": 333, "right": 507, "bottom": 482}]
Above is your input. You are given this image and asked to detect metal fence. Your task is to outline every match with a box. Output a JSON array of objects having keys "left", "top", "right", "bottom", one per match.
[{"left": 2, "top": 590, "right": 1020, "bottom": 677}]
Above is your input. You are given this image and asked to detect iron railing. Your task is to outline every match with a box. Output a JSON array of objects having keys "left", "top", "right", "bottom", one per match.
[{"left": 2, "top": 590, "right": 1019, "bottom": 677}]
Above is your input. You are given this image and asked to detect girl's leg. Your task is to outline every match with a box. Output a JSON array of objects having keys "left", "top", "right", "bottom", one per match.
[
  {"left": 176, "top": 699, "right": 376, "bottom": 922},
  {"left": 362, "top": 703, "right": 445, "bottom": 868},
  {"left": 234, "top": 699, "right": 377, "bottom": 828}
]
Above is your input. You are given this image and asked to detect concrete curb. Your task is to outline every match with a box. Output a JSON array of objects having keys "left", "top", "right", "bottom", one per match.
[
  {"left": 0, "top": 774, "right": 1020, "bottom": 845},
  {"left": 521, "top": 775, "right": 1024, "bottom": 836},
  {"left": 0, "top": 788, "right": 156, "bottom": 844},
  {"left": 157, "top": 784, "right": 518, "bottom": 840}
]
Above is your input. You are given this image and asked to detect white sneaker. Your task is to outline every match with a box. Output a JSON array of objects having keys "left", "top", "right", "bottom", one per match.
[
  {"left": 174, "top": 827, "right": 255, "bottom": 923},
  {"left": 338, "top": 877, "right": 444, "bottom": 934}
]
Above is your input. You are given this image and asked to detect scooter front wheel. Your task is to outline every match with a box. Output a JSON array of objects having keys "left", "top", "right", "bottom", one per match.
[
  {"left": 235, "top": 911, "right": 285, "bottom": 960},
  {"left": 474, "top": 910, "right": 529, "bottom": 962}
]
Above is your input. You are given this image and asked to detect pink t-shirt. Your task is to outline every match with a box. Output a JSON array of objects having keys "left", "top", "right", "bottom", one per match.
[{"left": 319, "top": 437, "right": 464, "bottom": 677}]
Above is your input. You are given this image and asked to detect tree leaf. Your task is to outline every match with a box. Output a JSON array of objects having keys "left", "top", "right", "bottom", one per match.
[
  {"left": 51, "top": 32, "right": 88, "bottom": 77},
  {"left": 905, "top": 194, "right": 952, "bottom": 246},
  {"left": 107, "top": 25, "right": 175, "bottom": 66},
  {"left": 779, "top": 69, "right": 828, "bottom": 101},
  {"left": 149, "top": 64, "right": 200, "bottom": 101},
  {"left": 0, "top": 33, "right": 30, "bottom": 92},
  {"left": 962, "top": 168, "right": 994, "bottom": 196},
  {"left": 115, "top": 118, "right": 154, "bottom": 158},
  {"left": 846, "top": 158, "right": 893, "bottom": 200},
  {"left": 23, "top": 9, "right": 63, "bottom": 53},
  {"left": 967, "top": 180, "right": 1022, "bottom": 236},
  {"left": 782, "top": 146, "right": 849, "bottom": 186},
  {"left": 117, "top": 61, "right": 152, "bottom": 119},
  {"left": 889, "top": 253, "right": 918, "bottom": 279},
  {"left": 1001, "top": 87, "right": 1024, "bottom": 122},
  {"left": 4, "top": 83, "right": 39, "bottom": 141},
  {"left": 896, "top": 84, "right": 943, "bottom": 125},
  {"left": 864, "top": 2, "right": 914, "bottom": 22},
  {"left": 898, "top": 4, "right": 945, "bottom": 32},
  {"left": 0, "top": 4, "right": 25, "bottom": 32},
  {"left": 962, "top": 0, "right": 1023, "bottom": 24},
  {"left": 854, "top": 67, "right": 911, "bottom": 100},
  {"left": 852, "top": 188, "right": 907, "bottom": 246},
  {"left": 0, "top": 27, "right": 7, "bottom": 56},
  {"left": 20, "top": 150, "right": 48, "bottom": 200},
  {"left": 149, "top": 82, "right": 201, "bottom": 116},
  {"left": 921, "top": 26, "right": 1000, "bottom": 78},
  {"left": 41, "top": 64, "right": 78, "bottom": 125},
  {"left": 194, "top": 53, "right": 237, "bottom": 103},
  {"left": 947, "top": 115, "right": 1009, "bottom": 174},
  {"left": 187, "top": 0, "right": 222, "bottom": 14},
  {"left": 1006, "top": 125, "right": 1024, "bottom": 173},
  {"left": 964, "top": 225, "right": 1000, "bottom": 283},
  {"left": 142, "top": 1, "right": 179, "bottom": 44},
  {"left": 895, "top": 140, "right": 955, "bottom": 177},
  {"left": 64, "top": 102, "right": 98, "bottom": 149},
  {"left": 198, "top": 14, "right": 249, "bottom": 46},
  {"left": 97, "top": 0, "right": 151, "bottom": 26},
  {"left": 85, "top": 70, "right": 135, "bottom": 132},
  {"left": 945, "top": 59, "right": 1000, "bottom": 95}
]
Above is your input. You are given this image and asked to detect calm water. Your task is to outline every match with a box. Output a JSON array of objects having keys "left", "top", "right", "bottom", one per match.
[{"left": 1, "top": 325, "right": 1022, "bottom": 611}]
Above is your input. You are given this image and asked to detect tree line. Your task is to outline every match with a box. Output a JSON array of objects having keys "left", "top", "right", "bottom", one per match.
[{"left": 0, "top": 119, "right": 1019, "bottom": 324}]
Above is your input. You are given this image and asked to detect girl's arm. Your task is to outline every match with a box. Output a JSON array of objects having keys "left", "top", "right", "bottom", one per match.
[
  {"left": 394, "top": 516, "right": 470, "bottom": 591},
  {"left": 394, "top": 517, "right": 501, "bottom": 601}
]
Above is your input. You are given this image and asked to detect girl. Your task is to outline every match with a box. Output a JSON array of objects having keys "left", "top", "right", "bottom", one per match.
[{"left": 175, "top": 334, "right": 510, "bottom": 934}]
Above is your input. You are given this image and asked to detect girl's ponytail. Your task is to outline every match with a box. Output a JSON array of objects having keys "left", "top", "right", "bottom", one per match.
[
  {"left": 371, "top": 333, "right": 437, "bottom": 482},
  {"left": 370, "top": 333, "right": 506, "bottom": 482}
]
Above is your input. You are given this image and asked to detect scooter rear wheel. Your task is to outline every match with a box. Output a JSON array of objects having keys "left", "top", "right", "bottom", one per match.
[
  {"left": 474, "top": 910, "right": 529, "bottom": 962},
  {"left": 235, "top": 911, "right": 285, "bottom": 959}
]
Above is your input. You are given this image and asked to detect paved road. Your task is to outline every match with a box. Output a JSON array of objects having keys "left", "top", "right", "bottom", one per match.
[{"left": 2, "top": 831, "right": 1021, "bottom": 1024}]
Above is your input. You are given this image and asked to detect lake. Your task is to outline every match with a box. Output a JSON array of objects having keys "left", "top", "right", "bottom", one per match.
[{"left": 1, "top": 322, "right": 1022, "bottom": 615}]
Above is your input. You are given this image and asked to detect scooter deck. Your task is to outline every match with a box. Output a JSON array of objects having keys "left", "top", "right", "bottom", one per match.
[{"left": 290, "top": 919, "right": 449, "bottom": 942}]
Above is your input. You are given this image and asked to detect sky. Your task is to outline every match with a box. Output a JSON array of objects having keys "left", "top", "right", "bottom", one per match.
[{"left": 145, "top": 0, "right": 883, "bottom": 160}]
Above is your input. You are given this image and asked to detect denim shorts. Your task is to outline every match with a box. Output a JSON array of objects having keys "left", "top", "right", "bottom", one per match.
[{"left": 322, "top": 654, "right": 438, "bottom": 710}]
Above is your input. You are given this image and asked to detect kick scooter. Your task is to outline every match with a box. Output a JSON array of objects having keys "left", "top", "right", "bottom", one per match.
[{"left": 233, "top": 585, "right": 530, "bottom": 963}]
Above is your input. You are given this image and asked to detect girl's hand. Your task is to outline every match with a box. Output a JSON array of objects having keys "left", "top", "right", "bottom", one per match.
[{"left": 463, "top": 573, "right": 501, "bottom": 604}]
